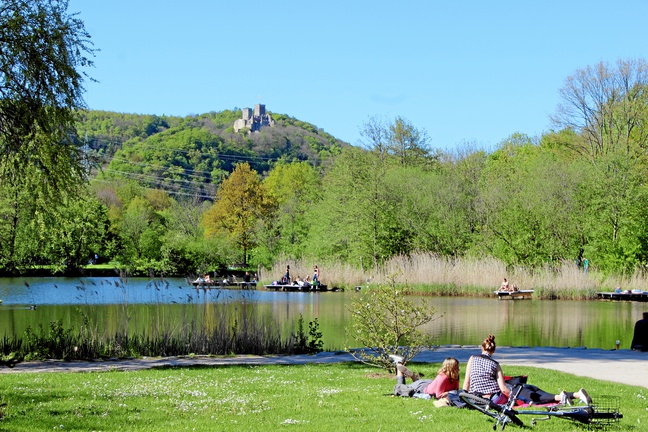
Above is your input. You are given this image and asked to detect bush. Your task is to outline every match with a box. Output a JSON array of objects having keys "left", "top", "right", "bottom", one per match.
[{"left": 346, "top": 274, "right": 438, "bottom": 370}]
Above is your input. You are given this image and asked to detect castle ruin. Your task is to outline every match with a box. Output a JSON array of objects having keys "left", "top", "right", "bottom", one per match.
[{"left": 233, "top": 104, "right": 275, "bottom": 133}]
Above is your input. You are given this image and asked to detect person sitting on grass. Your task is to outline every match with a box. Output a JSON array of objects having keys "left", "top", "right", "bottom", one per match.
[
  {"left": 463, "top": 334, "right": 511, "bottom": 404},
  {"left": 464, "top": 335, "right": 592, "bottom": 406},
  {"left": 391, "top": 355, "right": 459, "bottom": 400}
]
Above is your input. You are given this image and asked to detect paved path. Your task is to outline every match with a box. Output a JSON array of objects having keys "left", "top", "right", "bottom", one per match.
[{"left": 1, "top": 346, "right": 646, "bottom": 388}]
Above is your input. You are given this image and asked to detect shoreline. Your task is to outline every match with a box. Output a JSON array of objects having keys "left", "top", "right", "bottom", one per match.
[{"left": 2, "top": 346, "right": 646, "bottom": 389}]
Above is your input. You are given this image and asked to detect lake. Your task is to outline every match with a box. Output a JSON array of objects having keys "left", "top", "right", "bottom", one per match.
[{"left": 0, "top": 277, "right": 644, "bottom": 350}]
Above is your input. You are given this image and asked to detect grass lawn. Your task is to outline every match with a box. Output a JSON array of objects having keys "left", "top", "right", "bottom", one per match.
[{"left": 0, "top": 362, "right": 645, "bottom": 431}]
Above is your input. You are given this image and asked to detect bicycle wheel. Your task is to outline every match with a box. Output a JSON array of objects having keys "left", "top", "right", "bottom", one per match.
[
  {"left": 459, "top": 391, "right": 499, "bottom": 419},
  {"left": 459, "top": 391, "right": 524, "bottom": 429}
]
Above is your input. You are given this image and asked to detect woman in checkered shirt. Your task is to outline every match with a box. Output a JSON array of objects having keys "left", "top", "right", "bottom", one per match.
[{"left": 462, "top": 334, "right": 510, "bottom": 404}]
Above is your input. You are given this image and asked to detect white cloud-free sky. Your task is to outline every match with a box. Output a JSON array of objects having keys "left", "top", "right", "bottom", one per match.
[{"left": 71, "top": 0, "right": 648, "bottom": 151}]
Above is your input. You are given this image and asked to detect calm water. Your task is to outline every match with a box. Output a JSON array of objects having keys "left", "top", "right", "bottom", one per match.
[{"left": 0, "top": 277, "right": 644, "bottom": 350}]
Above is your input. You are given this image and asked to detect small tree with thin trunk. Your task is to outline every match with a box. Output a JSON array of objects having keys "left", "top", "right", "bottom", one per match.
[{"left": 345, "top": 273, "right": 438, "bottom": 371}]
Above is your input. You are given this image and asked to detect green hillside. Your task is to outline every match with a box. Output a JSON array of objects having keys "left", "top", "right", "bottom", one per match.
[{"left": 78, "top": 109, "right": 348, "bottom": 197}]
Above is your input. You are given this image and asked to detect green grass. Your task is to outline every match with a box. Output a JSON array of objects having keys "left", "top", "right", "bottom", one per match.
[{"left": 0, "top": 363, "right": 645, "bottom": 431}]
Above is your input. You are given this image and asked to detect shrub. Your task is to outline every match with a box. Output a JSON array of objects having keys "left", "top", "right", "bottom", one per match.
[{"left": 346, "top": 274, "right": 437, "bottom": 370}]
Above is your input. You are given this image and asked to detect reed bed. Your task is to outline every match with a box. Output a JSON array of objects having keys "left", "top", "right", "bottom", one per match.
[
  {"left": 265, "top": 253, "right": 648, "bottom": 299},
  {"left": 0, "top": 280, "right": 323, "bottom": 363}
]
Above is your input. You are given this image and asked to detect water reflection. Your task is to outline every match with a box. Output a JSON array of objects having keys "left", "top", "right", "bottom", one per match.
[{"left": 0, "top": 277, "right": 644, "bottom": 350}]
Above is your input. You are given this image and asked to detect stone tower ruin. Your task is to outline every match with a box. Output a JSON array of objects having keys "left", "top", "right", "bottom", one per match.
[{"left": 233, "top": 104, "right": 275, "bottom": 133}]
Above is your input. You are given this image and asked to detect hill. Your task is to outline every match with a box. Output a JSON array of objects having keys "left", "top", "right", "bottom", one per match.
[{"left": 77, "top": 109, "right": 348, "bottom": 198}]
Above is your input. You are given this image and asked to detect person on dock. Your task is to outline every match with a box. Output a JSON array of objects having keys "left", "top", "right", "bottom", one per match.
[
  {"left": 631, "top": 312, "right": 648, "bottom": 351},
  {"left": 313, "top": 265, "right": 320, "bottom": 284},
  {"left": 499, "top": 278, "right": 511, "bottom": 292},
  {"left": 281, "top": 265, "right": 291, "bottom": 284}
]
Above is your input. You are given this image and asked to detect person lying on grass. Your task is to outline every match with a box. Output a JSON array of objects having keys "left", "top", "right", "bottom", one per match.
[
  {"left": 391, "top": 356, "right": 460, "bottom": 400},
  {"left": 504, "top": 376, "right": 591, "bottom": 406}
]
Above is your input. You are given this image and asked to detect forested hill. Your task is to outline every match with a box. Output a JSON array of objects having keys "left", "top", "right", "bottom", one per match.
[{"left": 77, "top": 109, "right": 348, "bottom": 197}]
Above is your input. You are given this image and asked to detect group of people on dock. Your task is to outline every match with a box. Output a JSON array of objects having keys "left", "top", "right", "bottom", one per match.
[
  {"left": 276, "top": 264, "right": 321, "bottom": 287},
  {"left": 193, "top": 271, "right": 257, "bottom": 285},
  {"left": 392, "top": 334, "right": 591, "bottom": 408},
  {"left": 498, "top": 278, "right": 519, "bottom": 292}
]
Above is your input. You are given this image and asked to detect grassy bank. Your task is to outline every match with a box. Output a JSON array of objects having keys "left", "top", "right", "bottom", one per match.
[
  {"left": 0, "top": 362, "right": 643, "bottom": 431},
  {"left": 266, "top": 254, "right": 644, "bottom": 300}
]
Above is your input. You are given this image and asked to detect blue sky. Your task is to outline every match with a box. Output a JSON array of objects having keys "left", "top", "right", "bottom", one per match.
[{"left": 71, "top": 1, "right": 648, "bottom": 151}]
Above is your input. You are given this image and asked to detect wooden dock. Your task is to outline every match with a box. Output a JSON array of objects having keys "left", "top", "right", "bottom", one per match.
[
  {"left": 191, "top": 281, "right": 257, "bottom": 289},
  {"left": 597, "top": 291, "right": 648, "bottom": 302},
  {"left": 263, "top": 283, "right": 337, "bottom": 292},
  {"left": 494, "top": 290, "right": 534, "bottom": 300}
]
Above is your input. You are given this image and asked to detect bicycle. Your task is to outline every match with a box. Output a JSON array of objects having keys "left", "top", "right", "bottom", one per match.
[{"left": 457, "top": 385, "right": 623, "bottom": 430}]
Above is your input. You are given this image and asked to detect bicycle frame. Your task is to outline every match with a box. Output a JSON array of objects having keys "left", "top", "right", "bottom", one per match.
[{"left": 458, "top": 385, "right": 623, "bottom": 431}]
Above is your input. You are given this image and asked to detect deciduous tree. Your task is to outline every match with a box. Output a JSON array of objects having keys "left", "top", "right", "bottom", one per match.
[
  {"left": 258, "top": 161, "right": 320, "bottom": 264},
  {"left": 552, "top": 59, "right": 648, "bottom": 157},
  {"left": 0, "top": 0, "right": 94, "bottom": 186},
  {"left": 202, "top": 163, "right": 272, "bottom": 265}
]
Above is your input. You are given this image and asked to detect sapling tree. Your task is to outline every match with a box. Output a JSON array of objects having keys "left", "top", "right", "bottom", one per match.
[{"left": 346, "top": 274, "right": 438, "bottom": 370}]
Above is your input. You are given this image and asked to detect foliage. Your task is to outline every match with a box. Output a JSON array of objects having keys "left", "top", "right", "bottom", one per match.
[
  {"left": 203, "top": 163, "right": 273, "bottom": 265},
  {"left": 3, "top": 298, "right": 328, "bottom": 365},
  {"left": 43, "top": 192, "right": 109, "bottom": 272},
  {"left": 77, "top": 110, "right": 181, "bottom": 157},
  {"left": 476, "top": 134, "right": 581, "bottom": 266},
  {"left": 83, "top": 109, "right": 348, "bottom": 196},
  {"left": 0, "top": 153, "right": 103, "bottom": 273},
  {"left": 0, "top": 0, "right": 94, "bottom": 159},
  {"left": 292, "top": 315, "right": 324, "bottom": 354},
  {"left": 0, "top": 0, "right": 95, "bottom": 274},
  {"left": 102, "top": 127, "right": 226, "bottom": 196},
  {"left": 8, "top": 55, "right": 648, "bottom": 277},
  {"left": 346, "top": 275, "right": 437, "bottom": 370},
  {"left": 360, "top": 115, "right": 438, "bottom": 168},
  {"left": 306, "top": 147, "right": 404, "bottom": 268},
  {"left": 552, "top": 58, "right": 648, "bottom": 157},
  {"left": 256, "top": 161, "right": 320, "bottom": 263},
  {"left": 22, "top": 320, "right": 74, "bottom": 361}
]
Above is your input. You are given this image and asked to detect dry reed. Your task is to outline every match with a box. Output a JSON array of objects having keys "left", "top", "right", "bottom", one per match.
[{"left": 263, "top": 253, "right": 648, "bottom": 298}]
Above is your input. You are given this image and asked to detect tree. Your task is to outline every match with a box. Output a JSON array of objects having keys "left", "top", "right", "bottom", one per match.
[
  {"left": 360, "top": 115, "right": 436, "bottom": 167},
  {"left": 346, "top": 275, "right": 437, "bottom": 370},
  {"left": 159, "top": 198, "right": 231, "bottom": 275},
  {"left": 115, "top": 196, "right": 164, "bottom": 270},
  {"left": 43, "top": 193, "right": 109, "bottom": 272},
  {"left": 202, "top": 163, "right": 272, "bottom": 266},
  {"left": 392, "top": 163, "right": 477, "bottom": 257},
  {"left": 577, "top": 149, "right": 648, "bottom": 272},
  {"left": 476, "top": 134, "right": 584, "bottom": 267},
  {"left": 552, "top": 59, "right": 648, "bottom": 157},
  {"left": 389, "top": 116, "right": 433, "bottom": 167},
  {"left": 0, "top": 0, "right": 94, "bottom": 177},
  {"left": 259, "top": 161, "right": 320, "bottom": 263},
  {"left": 306, "top": 147, "right": 405, "bottom": 269},
  {"left": 0, "top": 1, "right": 95, "bottom": 274}
]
